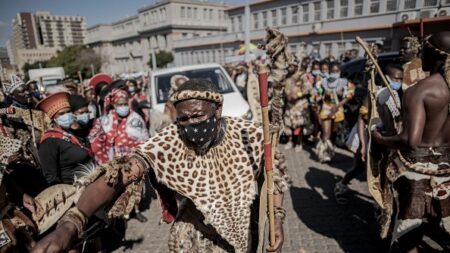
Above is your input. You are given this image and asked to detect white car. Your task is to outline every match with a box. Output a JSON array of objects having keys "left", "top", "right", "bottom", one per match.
[{"left": 149, "top": 63, "right": 250, "bottom": 118}]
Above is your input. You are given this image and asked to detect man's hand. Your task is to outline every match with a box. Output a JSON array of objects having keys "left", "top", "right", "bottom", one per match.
[
  {"left": 371, "top": 128, "right": 384, "bottom": 145},
  {"left": 267, "top": 218, "right": 284, "bottom": 253},
  {"left": 22, "top": 193, "right": 37, "bottom": 213},
  {"left": 31, "top": 222, "right": 77, "bottom": 253},
  {"left": 360, "top": 146, "right": 367, "bottom": 162}
]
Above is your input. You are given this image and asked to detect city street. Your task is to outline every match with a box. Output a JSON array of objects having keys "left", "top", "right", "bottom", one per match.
[{"left": 115, "top": 145, "right": 381, "bottom": 253}]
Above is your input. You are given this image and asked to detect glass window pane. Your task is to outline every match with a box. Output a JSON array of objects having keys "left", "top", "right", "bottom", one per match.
[
  {"left": 271, "top": 10, "right": 277, "bottom": 26},
  {"left": 404, "top": 0, "right": 416, "bottom": 9},
  {"left": 370, "top": 0, "right": 380, "bottom": 13},
  {"left": 253, "top": 13, "right": 259, "bottom": 29},
  {"left": 281, "top": 8, "right": 287, "bottom": 25},
  {"left": 354, "top": 0, "right": 363, "bottom": 16},
  {"left": 423, "top": 0, "right": 438, "bottom": 6},
  {"left": 314, "top": 2, "right": 321, "bottom": 21},
  {"left": 292, "top": 6, "right": 298, "bottom": 24},
  {"left": 303, "top": 4, "right": 309, "bottom": 22},
  {"left": 386, "top": 0, "right": 398, "bottom": 11},
  {"left": 326, "top": 0, "right": 334, "bottom": 19}
]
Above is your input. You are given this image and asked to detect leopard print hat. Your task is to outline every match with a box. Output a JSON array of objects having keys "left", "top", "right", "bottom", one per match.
[{"left": 169, "top": 79, "right": 223, "bottom": 104}]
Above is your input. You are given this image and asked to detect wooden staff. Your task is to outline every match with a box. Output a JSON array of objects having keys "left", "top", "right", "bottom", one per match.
[
  {"left": 258, "top": 64, "right": 276, "bottom": 246},
  {"left": 78, "top": 71, "right": 84, "bottom": 95},
  {"left": 355, "top": 36, "right": 400, "bottom": 109}
]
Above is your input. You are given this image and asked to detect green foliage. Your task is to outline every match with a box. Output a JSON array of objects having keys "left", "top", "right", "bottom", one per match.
[
  {"left": 22, "top": 61, "right": 48, "bottom": 81},
  {"left": 46, "top": 45, "right": 101, "bottom": 79},
  {"left": 147, "top": 50, "right": 174, "bottom": 69}
]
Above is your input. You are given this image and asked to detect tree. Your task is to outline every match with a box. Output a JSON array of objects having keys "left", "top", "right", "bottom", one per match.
[
  {"left": 47, "top": 45, "right": 101, "bottom": 79},
  {"left": 147, "top": 50, "right": 174, "bottom": 69}
]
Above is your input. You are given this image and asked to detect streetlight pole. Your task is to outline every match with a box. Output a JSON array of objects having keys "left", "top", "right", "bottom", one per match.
[{"left": 244, "top": 0, "right": 251, "bottom": 62}]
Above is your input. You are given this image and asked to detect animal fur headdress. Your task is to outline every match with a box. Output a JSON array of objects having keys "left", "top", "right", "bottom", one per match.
[{"left": 169, "top": 79, "right": 223, "bottom": 104}]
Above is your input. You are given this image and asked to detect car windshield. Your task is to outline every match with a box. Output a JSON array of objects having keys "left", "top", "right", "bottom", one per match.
[{"left": 154, "top": 67, "right": 234, "bottom": 104}]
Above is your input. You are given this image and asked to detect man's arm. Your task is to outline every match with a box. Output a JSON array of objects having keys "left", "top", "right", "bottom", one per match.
[
  {"left": 358, "top": 97, "right": 369, "bottom": 161},
  {"left": 31, "top": 156, "right": 146, "bottom": 253},
  {"left": 373, "top": 86, "right": 426, "bottom": 149}
]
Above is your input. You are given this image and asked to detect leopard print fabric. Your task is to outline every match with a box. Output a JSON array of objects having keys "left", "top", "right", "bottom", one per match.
[{"left": 136, "top": 117, "right": 284, "bottom": 253}]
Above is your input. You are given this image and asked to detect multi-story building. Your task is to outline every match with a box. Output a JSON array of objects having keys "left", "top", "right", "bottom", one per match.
[
  {"left": 86, "top": 0, "right": 228, "bottom": 74},
  {"left": 173, "top": 0, "right": 450, "bottom": 66},
  {"left": 0, "top": 47, "right": 13, "bottom": 81},
  {"left": 7, "top": 11, "right": 86, "bottom": 71}
]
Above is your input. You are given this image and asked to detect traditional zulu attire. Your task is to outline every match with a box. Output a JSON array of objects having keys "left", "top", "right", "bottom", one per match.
[
  {"left": 401, "top": 36, "right": 428, "bottom": 90},
  {"left": 378, "top": 38, "right": 450, "bottom": 246},
  {"left": 59, "top": 88, "right": 290, "bottom": 253},
  {"left": 283, "top": 71, "right": 313, "bottom": 138},
  {"left": 89, "top": 89, "right": 149, "bottom": 164},
  {"left": 315, "top": 77, "right": 354, "bottom": 162},
  {"left": 0, "top": 76, "right": 47, "bottom": 252}
]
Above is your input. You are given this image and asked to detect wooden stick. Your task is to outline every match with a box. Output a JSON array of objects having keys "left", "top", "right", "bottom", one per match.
[
  {"left": 258, "top": 64, "right": 276, "bottom": 246},
  {"left": 78, "top": 71, "right": 84, "bottom": 95},
  {"left": 355, "top": 36, "right": 400, "bottom": 109}
]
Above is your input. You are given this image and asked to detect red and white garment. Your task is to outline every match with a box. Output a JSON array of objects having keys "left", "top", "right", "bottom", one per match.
[{"left": 89, "top": 110, "right": 149, "bottom": 164}]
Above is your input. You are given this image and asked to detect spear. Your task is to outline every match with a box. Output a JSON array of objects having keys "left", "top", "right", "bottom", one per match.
[{"left": 258, "top": 64, "right": 276, "bottom": 246}]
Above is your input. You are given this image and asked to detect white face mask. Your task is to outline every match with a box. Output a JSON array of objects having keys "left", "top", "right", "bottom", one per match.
[{"left": 116, "top": 105, "right": 130, "bottom": 117}]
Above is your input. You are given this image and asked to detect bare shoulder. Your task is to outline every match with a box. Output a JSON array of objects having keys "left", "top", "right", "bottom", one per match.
[{"left": 404, "top": 73, "right": 450, "bottom": 107}]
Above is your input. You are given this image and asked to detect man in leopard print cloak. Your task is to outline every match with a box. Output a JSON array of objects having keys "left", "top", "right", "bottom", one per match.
[{"left": 32, "top": 79, "right": 290, "bottom": 253}]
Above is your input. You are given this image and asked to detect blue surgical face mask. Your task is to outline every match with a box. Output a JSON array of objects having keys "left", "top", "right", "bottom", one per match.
[
  {"left": 128, "top": 87, "right": 136, "bottom": 93},
  {"left": 55, "top": 112, "right": 74, "bottom": 129},
  {"left": 76, "top": 113, "right": 90, "bottom": 125},
  {"left": 330, "top": 73, "right": 340, "bottom": 79},
  {"left": 312, "top": 70, "right": 321, "bottom": 76},
  {"left": 116, "top": 105, "right": 130, "bottom": 117},
  {"left": 389, "top": 80, "right": 402, "bottom": 90}
]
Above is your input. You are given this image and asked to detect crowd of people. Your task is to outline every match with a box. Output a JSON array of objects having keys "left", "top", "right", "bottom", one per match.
[
  {"left": 0, "top": 74, "right": 153, "bottom": 252},
  {"left": 0, "top": 29, "right": 449, "bottom": 253}
]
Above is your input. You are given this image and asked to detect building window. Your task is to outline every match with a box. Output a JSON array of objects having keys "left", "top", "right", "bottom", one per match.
[
  {"left": 423, "top": 0, "right": 437, "bottom": 6},
  {"left": 203, "top": 8, "right": 207, "bottom": 19},
  {"left": 231, "top": 17, "right": 235, "bottom": 32},
  {"left": 386, "top": 0, "right": 398, "bottom": 11},
  {"left": 238, "top": 16, "right": 243, "bottom": 31},
  {"left": 281, "top": 8, "right": 287, "bottom": 25},
  {"left": 314, "top": 2, "right": 321, "bottom": 21},
  {"left": 340, "top": 0, "right": 349, "bottom": 17},
  {"left": 181, "top": 7, "right": 185, "bottom": 18},
  {"left": 302, "top": 4, "right": 309, "bottom": 22},
  {"left": 210, "top": 9, "right": 213, "bottom": 19},
  {"left": 291, "top": 6, "right": 298, "bottom": 24},
  {"left": 271, "top": 10, "right": 278, "bottom": 26},
  {"left": 354, "top": 0, "right": 363, "bottom": 16},
  {"left": 326, "top": 0, "right": 334, "bottom": 19},
  {"left": 404, "top": 0, "right": 416, "bottom": 9},
  {"left": 370, "top": 0, "right": 380, "bottom": 13},
  {"left": 193, "top": 8, "right": 198, "bottom": 19},
  {"left": 262, "top": 11, "right": 268, "bottom": 27},
  {"left": 187, "top": 7, "right": 192, "bottom": 18},
  {"left": 253, "top": 13, "right": 259, "bottom": 29}
]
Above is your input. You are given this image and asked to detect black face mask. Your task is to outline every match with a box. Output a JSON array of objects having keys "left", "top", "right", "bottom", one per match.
[{"left": 178, "top": 115, "right": 218, "bottom": 150}]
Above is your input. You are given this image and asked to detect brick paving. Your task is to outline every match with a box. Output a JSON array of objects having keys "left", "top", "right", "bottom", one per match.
[{"left": 113, "top": 145, "right": 381, "bottom": 253}]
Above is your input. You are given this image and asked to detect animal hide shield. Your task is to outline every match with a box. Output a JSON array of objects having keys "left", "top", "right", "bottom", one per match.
[{"left": 32, "top": 184, "right": 78, "bottom": 234}]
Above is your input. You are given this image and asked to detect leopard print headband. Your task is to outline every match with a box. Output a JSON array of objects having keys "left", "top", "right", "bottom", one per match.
[
  {"left": 424, "top": 35, "right": 450, "bottom": 88},
  {"left": 169, "top": 90, "right": 223, "bottom": 104}
]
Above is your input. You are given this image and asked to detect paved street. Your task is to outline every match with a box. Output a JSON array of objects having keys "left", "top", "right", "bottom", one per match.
[{"left": 113, "top": 144, "right": 381, "bottom": 253}]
